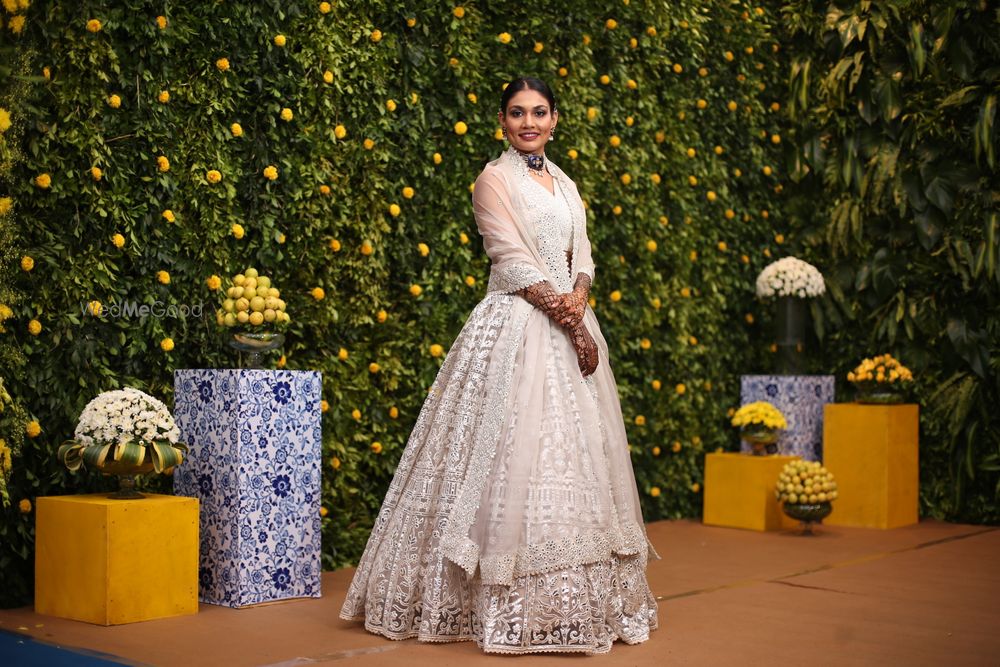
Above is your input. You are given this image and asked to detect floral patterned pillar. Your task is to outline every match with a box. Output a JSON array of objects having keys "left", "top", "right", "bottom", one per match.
[
  {"left": 173, "top": 369, "right": 322, "bottom": 607},
  {"left": 739, "top": 375, "right": 835, "bottom": 461}
]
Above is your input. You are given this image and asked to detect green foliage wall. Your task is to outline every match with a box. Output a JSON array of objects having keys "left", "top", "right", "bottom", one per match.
[
  {"left": 778, "top": 0, "right": 1000, "bottom": 522},
  {"left": 0, "top": 0, "right": 789, "bottom": 605},
  {"left": 4, "top": 0, "right": 996, "bottom": 604},
  {"left": 2, "top": 0, "right": 996, "bottom": 612}
]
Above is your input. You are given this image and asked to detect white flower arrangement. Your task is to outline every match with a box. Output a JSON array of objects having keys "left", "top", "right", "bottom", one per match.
[
  {"left": 59, "top": 387, "right": 186, "bottom": 473},
  {"left": 755, "top": 257, "right": 826, "bottom": 298},
  {"left": 73, "top": 388, "right": 181, "bottom": 447}
]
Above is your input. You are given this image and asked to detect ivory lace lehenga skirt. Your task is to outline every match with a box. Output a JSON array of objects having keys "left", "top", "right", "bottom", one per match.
[{"left": 340, "top": 293, "right": 659, "bottom": 654}]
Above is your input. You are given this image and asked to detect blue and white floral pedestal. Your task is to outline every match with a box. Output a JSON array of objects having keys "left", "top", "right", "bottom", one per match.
[
  {"left": 173, "top": 369, "right": 322, "bottom": 607},
  {"left": 739, "top": 375, "right": 835, "bottom": 461}
]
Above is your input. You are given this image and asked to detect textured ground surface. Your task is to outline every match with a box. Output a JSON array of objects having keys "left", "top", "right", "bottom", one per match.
[{"left": 1, "top": 519, "right": 996, "bottom": 666}]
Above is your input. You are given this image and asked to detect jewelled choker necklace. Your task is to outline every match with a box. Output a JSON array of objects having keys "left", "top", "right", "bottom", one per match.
[{"left": 515, "top": 149, "right": 545, "bottom": 172}]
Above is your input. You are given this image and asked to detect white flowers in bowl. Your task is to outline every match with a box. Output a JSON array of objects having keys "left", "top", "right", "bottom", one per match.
[
  {"left": 59, "top": 387, "right": 186, "bottom": 473},
  {"left": 755, "top": 257, "right": 825, "bottom": 298}
]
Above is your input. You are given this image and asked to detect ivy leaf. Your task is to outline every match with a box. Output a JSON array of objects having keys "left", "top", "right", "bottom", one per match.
[
  {"left": 902, "top": 171, "right": 928, "bottom": 213},
  {"left": 974, "top": 94, "right": 996, "bottom": 168},
  {"left": 908, "top": 22, "right": 927, "bottom": 76},
  {"left": 938, "top": 85, "right": 981, "bottom": 109},
  {"left": 914, "top": 207, "right": 944, "bottom": 250},
  {"left": 946, "top": 319, "right": 989, "bottom": 378},
  {"left": 875, "top": 77, "right": 902, "bottom": 122},
  {"left": 854, "top": 262, "right": 871, "bottom": 291},
  {"left": 870, "top": 248, "right": 899, "bottom": 299},
  {"left": 856, "top": 76, "right": 878, "bottom": 124},
  {"left": 923, "top": 175, "right": 955, "bottom": 216}
]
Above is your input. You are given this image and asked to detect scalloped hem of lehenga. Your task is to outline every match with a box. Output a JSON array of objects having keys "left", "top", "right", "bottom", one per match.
[
  {"left": 478, "top": 629, "right": 654, "bottom": 656},
  {"left": 340, "top": 553, "right": 658, "bottom": 655},
  {"left": 472, "top": 609, "right": 658, "bottom": 655},
  {"left": 339, "top": 617, "right": 657, "bottom": 656},
  {"left": 340, "top": 616, "right": 476, "bottom": 644}
]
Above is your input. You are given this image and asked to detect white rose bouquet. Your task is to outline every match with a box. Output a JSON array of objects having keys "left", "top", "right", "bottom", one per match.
[
  {"left": 58, "top": 387, "right": 186, "bottom": 473},
  {"left": 755, "top": 257, "right": 826, "bottom": 298}
]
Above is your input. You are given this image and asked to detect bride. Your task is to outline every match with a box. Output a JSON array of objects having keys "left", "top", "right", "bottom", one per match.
[{"left": 340, "top": 76, "right": 658, "bottom": 655}]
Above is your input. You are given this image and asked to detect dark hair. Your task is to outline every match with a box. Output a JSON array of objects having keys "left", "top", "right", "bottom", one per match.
[{"left": 499, "top": 77, "right": 557, "bottom": 115}]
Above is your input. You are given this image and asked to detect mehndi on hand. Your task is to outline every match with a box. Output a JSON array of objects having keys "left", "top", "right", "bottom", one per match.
[
  {"left": 549, "top": 273, "right": 592, "bottom": 329},
  {"left": 570, "top": 323, "right": 599, "bottom": 377},
  {"left": 519, "top": 281, "right": 565, "bottom": 322}
]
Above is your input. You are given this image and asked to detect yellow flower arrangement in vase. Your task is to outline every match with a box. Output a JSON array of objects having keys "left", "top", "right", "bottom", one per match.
[
  {"left": 847, "top": 354, "right": 913, "bottom": 404},
  {"left": 730, "top": 401, "right": 788, "bottom": 455}
]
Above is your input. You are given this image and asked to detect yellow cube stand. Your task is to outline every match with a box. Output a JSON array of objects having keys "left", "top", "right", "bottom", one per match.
[
  {"left": 35, "top": 493, "right": 199, "bottom": 625},
  {"left": 703, "top": 453, "right": 801, "bottom": 531},
  {"left": 823, "top": 403, "right": 919, "bottom": 529}
]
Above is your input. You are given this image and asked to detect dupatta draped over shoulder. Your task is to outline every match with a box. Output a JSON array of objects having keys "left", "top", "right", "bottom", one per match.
[
  {"left": 474, "top": 147, "right": 594, "bottom": 294},
  {"left": 340, "top": 148, "right": 658, "bottom": 655}
]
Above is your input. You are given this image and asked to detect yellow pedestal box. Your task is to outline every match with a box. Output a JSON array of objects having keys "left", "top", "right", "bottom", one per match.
[
  {"left": 823, "top": 403, "right": 919, "bottom": 529},
  {"left": 35, "top": 493, "right": 199, "bottom": 625},
  {"left": 703, "top": 453, "right": 801, "bottom": 531}
]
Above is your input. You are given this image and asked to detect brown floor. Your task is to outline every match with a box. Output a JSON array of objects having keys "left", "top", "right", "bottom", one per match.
[{"left": 1, "top": 519, "right": 997, "bottom": 666}]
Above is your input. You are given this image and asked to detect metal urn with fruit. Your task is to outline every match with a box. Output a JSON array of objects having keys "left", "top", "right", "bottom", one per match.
[
  {"left": 775, "top": 460, "right": 838, "bottom": 535},
  {"left": 216, "top": 267, "right": 290, "bottom": 368}
]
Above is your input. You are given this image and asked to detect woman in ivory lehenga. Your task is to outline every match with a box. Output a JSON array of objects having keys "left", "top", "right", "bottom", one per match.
[{"left": 340, "top": 77, "right": 659, "bottom": 654}]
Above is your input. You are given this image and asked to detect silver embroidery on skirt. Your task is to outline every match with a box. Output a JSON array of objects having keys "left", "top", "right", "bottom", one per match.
[{"left": 340, "top": 292, "right": 659, "bottom": 653}]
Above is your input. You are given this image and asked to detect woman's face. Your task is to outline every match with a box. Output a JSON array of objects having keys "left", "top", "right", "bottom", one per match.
[{"left": 499, "top": 88, "right": 558, "bottom": 155}]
